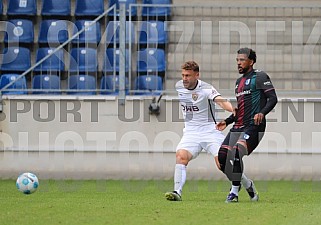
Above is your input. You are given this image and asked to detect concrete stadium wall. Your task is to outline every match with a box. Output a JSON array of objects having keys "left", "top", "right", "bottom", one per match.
[{"left": 0, "top": 95, "right": 320, "bottom": 180}]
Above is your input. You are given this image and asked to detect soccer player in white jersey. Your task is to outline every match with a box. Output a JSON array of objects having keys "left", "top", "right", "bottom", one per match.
[{"left": 165, "top": 61, "right": 254, "bottom": 201}]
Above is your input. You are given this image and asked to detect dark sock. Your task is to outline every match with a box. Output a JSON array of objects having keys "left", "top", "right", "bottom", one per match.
[
  {"left": 232, "top": 149, "right": 242, "bottom": 185},
  {"left": 232, "top": 181, "right": 241, "bottom": 186}
]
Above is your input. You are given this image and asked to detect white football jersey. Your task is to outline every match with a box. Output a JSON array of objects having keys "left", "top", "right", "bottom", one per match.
[{"left": 176, "top": 80, "right": 221, "bottom": 132}]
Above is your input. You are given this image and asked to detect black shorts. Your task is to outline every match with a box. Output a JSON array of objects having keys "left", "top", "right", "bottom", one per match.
[{"left": 221, "top": 124, "right": 266, "bottom": 155}]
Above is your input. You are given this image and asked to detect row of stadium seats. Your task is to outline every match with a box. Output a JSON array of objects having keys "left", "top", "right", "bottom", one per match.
[
  {"left": 0, "top": 47, "right": 166, "bottom": 75},
  {"left": 2, "top": 0, "right": 171, "bottom": 18},
  {"left": 4, "top": 19, "right": 168, "bottom": 47},
  {"left": 0, "top": 74, "right": 163, "bottom": 95},
  {"left": 0, "top": 0, "right": 170, "bottom": 95}
]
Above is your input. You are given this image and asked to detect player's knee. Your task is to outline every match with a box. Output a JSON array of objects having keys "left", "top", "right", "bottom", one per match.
[
  {"left": 176, "top": 150, "right": 191, "bottom": 165},
  {"left": 235, "top": 142, "right": 248, "bottom": 158},
  {"left": 218, "top": 147, "right": 228, "bottom": 172}
]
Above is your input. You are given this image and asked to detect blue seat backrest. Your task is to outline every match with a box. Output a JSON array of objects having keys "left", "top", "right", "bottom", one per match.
[
  {"left": 142, "top": 0, "right": 171, "bottom": 17},
  {"left": 38, "top": 20, "right": 69, "bottom": 44},
  {"left": 1, "top": 47, "right": 31, "bottom": 72},
  {"left": 137, "top": 48, "right": 166, "bottom": 73},
  {"left": 41, "top": 0, "right": 71, "bottom": 17},
  {"left": 108, "top": 0, "right": 137, "bottom": 16},
  {"left": 34, "top": 48, "right": 65, "bottom": 72},
  {"left": 0, "top": 0, "right": 3, "bottom": 15},
  {"left": 103, "top": 48, "right": 130, "bottom": 73},
  {"left": 75, "top": 0, "right": 104, "bottom": 17},
  {"left": 69, "top": 48, "right": 98, "bottom": 73},
  {"left": 32, "top": 74, "right": 61, "bottom": 94},
  {"left": 72, "top": 20, "right": 101, "bottom": 44},
  {"left": 7, "top": 0, "right": 37, "bottom": 16},
  {"left": 105, "top": 21, "right": 135, "bottom": 45},
  {"left": 135, "top": 75, "right": 163, "bottom": 95},
  {"left": 139, "top": 21, "right": 167, "bottom": 45},
  {"left": 4, "top": 19, "right": 34, "bottom": 44},
  {"left": 0, "top": 74, "right": 27, "bottom": 94},
  {"left": 100, "top": 75, "right": 129, "bottom": 95},
  {"left": 68, "top": 75, "right": 96, "bottom": 95}
]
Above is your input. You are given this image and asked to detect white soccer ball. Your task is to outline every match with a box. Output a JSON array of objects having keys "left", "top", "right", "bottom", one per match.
[{"left": 16, "top": 172, "right": 39, "bottom": 194}]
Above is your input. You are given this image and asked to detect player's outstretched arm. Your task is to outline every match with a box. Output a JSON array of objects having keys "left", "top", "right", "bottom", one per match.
[{"left": 214, "top": 96, "right": 233, "bottom": 112}]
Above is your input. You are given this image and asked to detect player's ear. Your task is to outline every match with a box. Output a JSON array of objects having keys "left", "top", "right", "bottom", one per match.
[{"left": 249, "top": 59, "right": 255, "bottom": 66}]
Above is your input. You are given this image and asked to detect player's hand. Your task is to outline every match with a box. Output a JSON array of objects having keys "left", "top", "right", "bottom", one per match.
[
  {"left": 233, "top": 107, "right": 238, "bottom": 117},
  {"left": 216, "top": 121, "right": 227, "bottom": 131},
  {"left": 253, "top": 113, "right": 264, "bottom": 125}
]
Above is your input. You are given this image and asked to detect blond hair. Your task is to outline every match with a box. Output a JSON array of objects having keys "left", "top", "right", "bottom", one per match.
[{"left": 181, "top": 61, "right": 199, "bottom": 72}]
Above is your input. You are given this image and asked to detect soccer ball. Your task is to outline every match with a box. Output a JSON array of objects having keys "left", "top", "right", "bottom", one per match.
[{"left": 16, "top": 172, "right": 39, "bottom": 194}]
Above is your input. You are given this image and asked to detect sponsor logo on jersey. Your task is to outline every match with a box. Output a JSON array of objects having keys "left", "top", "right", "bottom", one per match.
[
  {"left": 264, "top": 81, "right": 271, "bottom": 86},
  {"left": 192, "top": 93, "right": 198, "bottom": 101},
  {"left": 235, "top": 90, "right": 251, "bottom": 97},
  {"left": 243, "top": 134, "right": 250, "bottom": 139},
  {"left": 181, "top": 105, "right": 200, "bottom": 112},
  {"left": 245, "top": 79, "right": 251, "bottom": 85}
]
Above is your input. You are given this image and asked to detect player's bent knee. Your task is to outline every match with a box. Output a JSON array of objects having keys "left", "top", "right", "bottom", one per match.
[
  {"left": 176, "top": 150, "right": 191, "bottom": 165},
  {"left": 218, "top": 147, "right": 228, "bottom": 172}
]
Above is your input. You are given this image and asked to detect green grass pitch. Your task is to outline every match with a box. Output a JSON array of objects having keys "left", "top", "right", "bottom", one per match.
[{"left": 1, "top": 180, "right": 321, "bottom": 225}]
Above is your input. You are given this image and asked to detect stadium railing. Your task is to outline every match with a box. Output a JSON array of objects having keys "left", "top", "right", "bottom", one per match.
[
  {"left": 0, "top": 4, "right": 120, "bottom": 97},
  {"left": 1, "top": 3, "right": 321, "bottom": 98},
  {"left": 0, "top": 1, "right": 169, "bottom": 98}
]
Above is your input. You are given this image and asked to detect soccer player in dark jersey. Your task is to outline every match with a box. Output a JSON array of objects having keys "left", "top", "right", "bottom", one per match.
[{"left": 216, "top": 48, "right": 278, "bottom": 203}]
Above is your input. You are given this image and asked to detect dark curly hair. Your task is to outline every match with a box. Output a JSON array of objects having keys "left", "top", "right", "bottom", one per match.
[{"left": 237, "top": 48, "right": 256, "bottom": 63}]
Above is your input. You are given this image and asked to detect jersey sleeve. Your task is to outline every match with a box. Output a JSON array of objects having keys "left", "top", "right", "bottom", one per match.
[
  {"left": 256, "top": 72, "right": 275, "bottom": 92},
  {"left": 175, "top": 80, "right": 184, "bottom": 91},
  {"left": 207, "top": 86, "right": 221, "bottom": 100},
  {"left": 256, "top": 71, "right": 278, "bottom": 115}
]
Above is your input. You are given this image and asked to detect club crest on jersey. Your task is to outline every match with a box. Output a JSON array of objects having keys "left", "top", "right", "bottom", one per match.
[
  {"left": 192, "top": 93, "right": 198, "bottom": 101},
  {"left": 245, "top": 79, "right": 251, "bottom": 85},
  {"left": 243, "top": 134, "right": 250, "bottom": 140}
]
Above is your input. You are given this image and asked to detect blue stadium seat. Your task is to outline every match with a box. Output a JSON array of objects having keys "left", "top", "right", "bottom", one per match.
[
  {"left": 32, "top": 74, "right": 61, "bottom": 94},
  {"left": 0, "top": 74, "right": 27, "bottom": 95},
  {"left": 68, "top": 75, "right": 96, "bottom": 95},
  {"left": 34, "top": 48, "right": 64, "bottom": 74},
  {"left": 0, "top": 0, "right": 3, "bottom": 15},
  {"left": 72, "top": 20, "right": 101, "bottom": 45},
  {"left": 69, "top": 48, "right": 98, "bottom": 74},
  {"left": 38, "top": 20, "right": 69, "bottom": 46},
  {"left": 41, "top": 0, "right": 71, "bottom": 17},
  {"left": 4, "top": 19, "right": 34, "bottom": 44},
  {"left": 0, "top": 47, "right": 31, "bottom": 73},
  {"left": 75, "top": 0, "right": 104, "bottom": 17},
  {"left": 142, "top": 0, "right": 171, "bottom": 19},
  {"left": 137, "top": 48, "right": 166, "bottom": 74},
  {"left": 7, "top": 0, "right": 37, "bottom": 17},
  {"left": 108, "top": 0, "right": 137, "bottom": 17},
  {"left": 105, "top": 21, "right": 135, "bottom": 46},
  {"left": 100, "top": 75, "right": 129, "bottom": 95},
  {"left": 103, "top": 48, "right": 130, "bottom": 74},
  {"left": 139, "top": 21, "right": 167, "bottom": 47},
  {"left": 135, "top": 75, "right": 163, "bottom": 95}
]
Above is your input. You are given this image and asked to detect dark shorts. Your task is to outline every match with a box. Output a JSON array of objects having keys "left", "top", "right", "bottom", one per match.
[{"left": 221, "top": 124, "right": 266, "bottom": 155}]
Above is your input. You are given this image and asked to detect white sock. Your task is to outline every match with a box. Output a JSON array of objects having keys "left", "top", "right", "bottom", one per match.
[
  {"left": 174, "top": 164, "right": 186, "bottom": 196},
  {"left": 231, "top": 185, "right": 240, "bottom": 195},
  {"left": 241, "top": 173, "right": 252, "bottom": 189}
]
